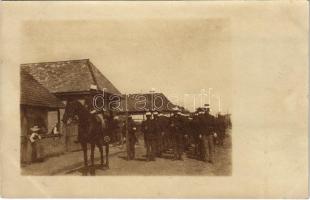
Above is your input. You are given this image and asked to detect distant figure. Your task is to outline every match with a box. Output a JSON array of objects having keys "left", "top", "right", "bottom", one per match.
[
  {"left": 127, "top": 115, "right": 137, "bottom": 160},
  {"left": 153, "top": 111, "right": 163, "bottom": 157},
  {"left": 29, "top": 125, "right": 42, "bottom": 162},
  {"left": 216, "top": 114, "right": 226, "bottom": 146},
  {"left": 141, "top": 113, "right": 149, "bottom": 153},
  {"left": 192, "top": 113, "right": 202, "bottom": 159},
  {"left": 158, "top": 114, "right": 170, "bottom": 153},
  {"left": 170, "top": 112, "right": 184, "bottom": 161},
  {"left": 121, "top": 121, "right": 126, "bottom": 147},
  {"left": 201, "top": 108, "right": 215, "bottom": 163},
  {"left": 113, "top": 116, "right": 122, "bottom": 145},
  {"left": 141, "top": 112, "right": 156, "bottom": 161},
  {"left": 50, "top": 122, "right": 60, "bottom": 135}
]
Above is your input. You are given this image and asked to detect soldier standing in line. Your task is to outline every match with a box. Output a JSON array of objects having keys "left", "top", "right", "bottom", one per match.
[
  {"left": 192, "top": 113, "right": 201, "bottom": 159},
  {"left": 127, "top": 115, "right": 137, "bottom": 160},
  {"left": 150, "top": 112, "right": 160, "bottom": 161},
  {"left": 169, "top": 113, "right": 177, "bottom": 160},
  {"left": 153, "top": 111, "right": 164, "bottom": 157},
  {"left": 217, "top": 114, "right": 225, "bottom": 146},
  {"left": 170, "top": 112, "right": 184, "bottom": 161},
  {"left": 165, "top": 115, "right": 174, "bottom": 151},
  {"left": 196, "top": 110, "right": 206, "bottom": 161},
  {"left": 141, "top": 112, "right": 156, "bottom": 161},
  {"left": 202, "top": 107, "right": 216, "bottom": 163},
  {"left": 160, "top": 114, "right": 170, "bottom": 153},
  {"left": 182, "top": 114, "right": 192, "bottom": 151}
]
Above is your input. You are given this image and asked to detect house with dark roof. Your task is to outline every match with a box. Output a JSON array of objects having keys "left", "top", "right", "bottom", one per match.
[
  {"left": 117, "top": 92, "right": 177, "bottom": 118},
  {"left": 21, "top": 59, "right": 121, "bottom": 104},
  {"left": 21, "top": 59, "right": 122, "bottom": 153},
  {"left": 20, "top": 70, "right": 65, "bottom": 163}
]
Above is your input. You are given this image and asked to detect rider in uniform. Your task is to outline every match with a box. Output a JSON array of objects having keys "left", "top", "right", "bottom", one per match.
[{"left": 75, "top": 84, "right": 106, "bottom": 143}]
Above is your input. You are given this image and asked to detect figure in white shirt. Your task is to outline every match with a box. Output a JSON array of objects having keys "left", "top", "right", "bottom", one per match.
[
  {"left": 29, "top": 125, "right": 42, "bottom": 143},
  {"left": 29, "top": 125, "right": 42, "bottom": 162}
]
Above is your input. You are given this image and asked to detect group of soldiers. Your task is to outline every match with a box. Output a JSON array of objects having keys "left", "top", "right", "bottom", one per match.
[
  {"left": 124, "top": 105, "right": 230, "bottom": 163},
  {"left": 75, "top": 94, "right": 230, "bottom": 163}
]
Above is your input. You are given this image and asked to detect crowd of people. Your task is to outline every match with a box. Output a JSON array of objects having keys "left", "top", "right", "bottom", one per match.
[
  {"left": 120, "top": 105, "right": 231, "bottom": 163},
  {"left": 82, "top": 95, "right": 231, "bottom": 163}
]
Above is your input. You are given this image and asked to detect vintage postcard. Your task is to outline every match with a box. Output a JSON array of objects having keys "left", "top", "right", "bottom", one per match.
[{"left": 0, "top": 1, "right": 308, "bottom": 198}]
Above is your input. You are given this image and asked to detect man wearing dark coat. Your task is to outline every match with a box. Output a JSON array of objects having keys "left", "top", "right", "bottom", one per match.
[
  {"left": 170, "top": 112, "right": 184, "bottom": 160},
  {"left": 141, "top": 112, "right": 157, "bottom": 161},
  {"left": 201, "top": 108, "right": 216, "bottom": 163},
  {"left": 153, "top": 112, "right": 164, "bottom": 157},
  {"left": 192, "top": 113, "right": 201, "bottom": 159},
  {"left": 127, "top": 115, "right": 137, "bottom": 160},
  {"left": 216, "top": 114, "right": 226, "bottom": 146}
]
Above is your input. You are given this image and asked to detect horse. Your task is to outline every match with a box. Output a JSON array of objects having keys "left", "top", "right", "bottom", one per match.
[{"left": 62, "top": 99, "right": 110, "bottom": 175}]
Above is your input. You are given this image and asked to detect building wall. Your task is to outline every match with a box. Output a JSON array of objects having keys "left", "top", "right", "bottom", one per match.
[
  {"left": 20, "top": 107, "right": 32, "bottom": 163},
  {"left": 36, "top": 135, "right": 65, "bottom": 158}
]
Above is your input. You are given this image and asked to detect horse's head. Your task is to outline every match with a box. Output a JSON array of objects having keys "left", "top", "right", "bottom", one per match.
[{"left": 62, "top": 100, "right": 80, "bottom": 125}]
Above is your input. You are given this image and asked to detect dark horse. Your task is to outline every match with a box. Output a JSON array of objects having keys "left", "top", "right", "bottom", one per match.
[{"left": 62, "top": 100, "right": 110, "bottom": 175}]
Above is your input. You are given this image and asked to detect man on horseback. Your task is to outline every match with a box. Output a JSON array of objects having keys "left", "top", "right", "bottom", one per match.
[{"left": 62, "top": 86, "right": 111, "bottom": 175}]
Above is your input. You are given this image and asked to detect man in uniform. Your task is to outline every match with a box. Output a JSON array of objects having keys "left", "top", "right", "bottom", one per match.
[
  {"left": 196, "top": 110, "right": 206, "bottom": 161},
  {"left": 159, "top": 114, "right": 170, "bottom": 153},
  {"left": 201, "top": 107, "right": 215, "bottom": 163},
  {"left": 182, "top": 114, "right": 192, "bottom": 151},
  {"left": 170, "top": 111, "right": 184, "bottom": 160},
  {"left": 127, "top": 115, "right": 137, "bottom": 160},
  {"left": 141, "top": 112, "right": 151, "bottom": 156},
  {"left": 75, "top": 86, "right": 105, "bottom": 144},
  {"left": 153, "top": 111, "right": 164, "bottom": 157},
  {"left": 216, "top": 113, "right": 226, "bottom": 146},
  {"left": 192, "top": 113, "right": 201, "bottom": 159},
  {"left": 142, "top": 113, "right": 157, "bottom": 161}
]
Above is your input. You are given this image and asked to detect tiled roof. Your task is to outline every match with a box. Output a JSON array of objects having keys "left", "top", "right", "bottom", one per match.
[
  {"left": 20, "top": 70, "right": 64, "bottom": 108},
  {"left": 21, "top": 59, "right": 121, "bottom": 95},
  {"left": 117, "top": 93, "right": 177, "bottom": 113}
]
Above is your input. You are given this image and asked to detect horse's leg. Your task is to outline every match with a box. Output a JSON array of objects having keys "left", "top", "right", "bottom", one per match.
[
  {"left": 97, "top": 142, "right": 104, "bottom": 167},
  {"left": 81, "top": 143, "right": 88, "bottom": 175},
  {"left": 90, "top": 143, "right": 95, "bottom": 175},
  {"left": 105, "top": 143, "right": 109, "bottom": 169}
]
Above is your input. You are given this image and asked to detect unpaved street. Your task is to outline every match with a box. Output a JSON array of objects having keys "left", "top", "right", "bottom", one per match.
[{"left": 65, "top": 133, "right": 231, "bottom": 176}]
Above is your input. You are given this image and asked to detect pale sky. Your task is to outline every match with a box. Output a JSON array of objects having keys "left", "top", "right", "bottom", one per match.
[{"left": 21, "top": 19, "right": 232, "bottom": 113}]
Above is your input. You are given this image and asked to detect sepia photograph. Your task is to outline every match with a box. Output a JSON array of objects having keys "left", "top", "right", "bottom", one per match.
[
  {"left": 20, "top": 19, "right": 232, "bottom": 176},
  {"left": 0, "top": 1, "right": 308, "bottom": 198}
]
